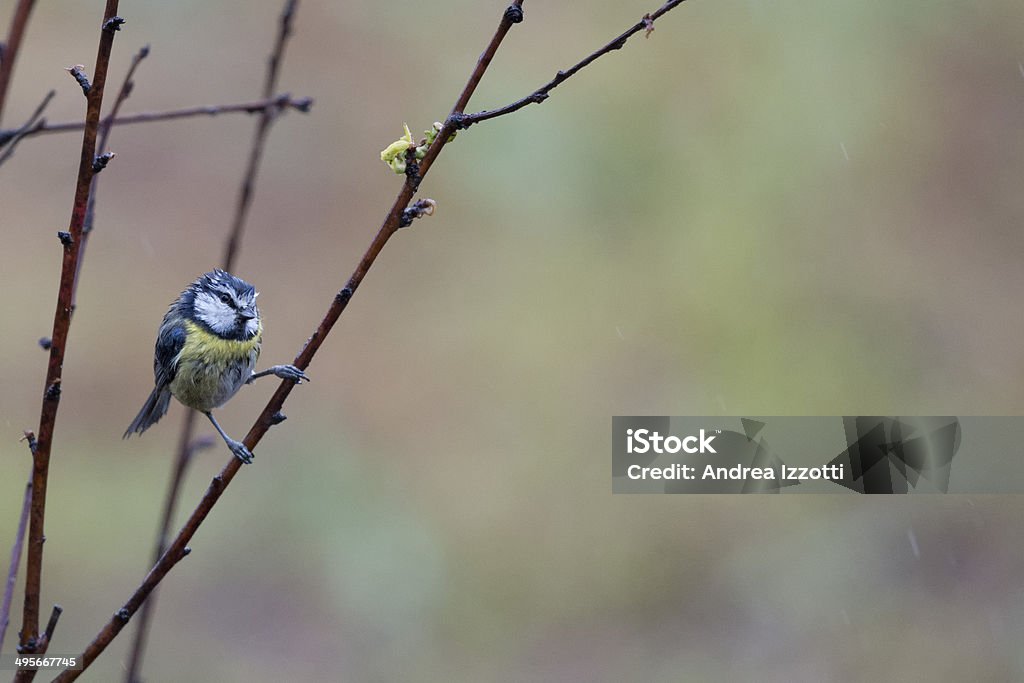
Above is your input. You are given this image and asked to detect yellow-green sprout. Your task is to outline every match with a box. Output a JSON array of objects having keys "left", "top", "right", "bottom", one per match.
[
  {"left": 380, "top": 123, "right": 416, "bottom": 174},
  {"left": 380, "top": 123, "right": 457, "bottom": 175}
]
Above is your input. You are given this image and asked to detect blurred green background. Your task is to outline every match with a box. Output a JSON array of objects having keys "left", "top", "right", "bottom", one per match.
[{"left": 2, "top": 0, "right": 1024, "bottom": 680}]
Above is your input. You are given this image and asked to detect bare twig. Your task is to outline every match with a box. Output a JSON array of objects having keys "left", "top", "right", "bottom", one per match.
[
  {"left": 0, "top": 94, "right": 313, "bottom": 145},
  {"left": 0, "top": 0, "right": 37, "bottom": 124},
  {"left": 0, "top": 463, "right": 32, "bottom": 655},
  {"left": 122, "top": 413, "right": 211, "bottom": 683},
  {"left": 454, "top": 0, "right": 688, "bottom": 129},
  {"left": 17, "top": 0, "right": 122, "bottom": 672},
  {"left": 59, "top": 0, "right": 693, "bottom": 676},
  {"left": 31, "top": 604, "right": 62, "bottom": 656},
  {"left": 124, "top": 3, "right": 300, "bottom": 681},
  {"left": 83, "top": 44, "right": 150, "bottom": 234},
  {"left": 0, "top": 89, "right": 53, "bottom": 167},
  {"left": 223, "top": 0, "right": 298, "bottom": 268}
]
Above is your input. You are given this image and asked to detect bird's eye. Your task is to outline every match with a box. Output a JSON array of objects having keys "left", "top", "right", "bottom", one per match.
[{"left": 219, "top": 293, "right": 232, "bottom": 306}]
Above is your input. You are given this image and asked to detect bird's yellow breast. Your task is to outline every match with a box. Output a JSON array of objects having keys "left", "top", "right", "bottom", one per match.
[
  {"left": 169, "top": 319, "right": 262, "bottom": 411},
  {"left": 179, "top": 319, "right": 262, "bottom": 363}
]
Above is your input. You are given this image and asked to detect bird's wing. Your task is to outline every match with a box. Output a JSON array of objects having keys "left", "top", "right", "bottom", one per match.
[{"left": 154, "top": 322, "right": 187, "bottom": 389}]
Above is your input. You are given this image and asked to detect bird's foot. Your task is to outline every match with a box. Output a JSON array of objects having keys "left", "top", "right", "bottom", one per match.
[
  {"left": 228, "top": 438, "right": 254, "bottom": 464},
  {"left": 270, "top": 364, "right": 310, "bottom": 383}
]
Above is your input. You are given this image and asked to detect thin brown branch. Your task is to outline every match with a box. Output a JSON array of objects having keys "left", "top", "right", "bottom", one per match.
[
  {"left": 16, "top": 1, "right": 122, "bottom": 673},
  {"left": 82, "top": 44, "right": 150, "bottom": 233},
  {"left": 0, "top": 0, "right": 37, "bottom": 124},
  {"left": 54, "top": 3, "right": 525, "bottom": 678},
  {"left": 124, "top": 3, "right": 301, "bottom": 681},
  {"left": 0, "top": 89, "right": 53, "bottom": 167},
  {"left": 69, "top": 44, "right": 149, "bottom": 324},
  {"left": 0, "top": 459, "right": 32, "bottom": 655},
  {"left": 34, "top": 605, "right": 61, "bottom": 653},
  {"left": 0, "top": 94, "right": 313, "bottom": 145},
  {"left": 223, "top": 0, "right": 298, "bottom": 268},
  {"left": 454, "top": 0, "right": 689, "bottom": 129},
  {"left": 122, "top": 412, "right": 211, "bottom": 683}
]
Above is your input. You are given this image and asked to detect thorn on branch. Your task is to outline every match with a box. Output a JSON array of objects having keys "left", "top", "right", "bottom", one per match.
[
  {"left": 180, "top": 546, "right": 191, "bottom": 559},
  {"left": 92, "top": 151, "right": 116, "bottom": 172},
  {"left": 21, "top": 431, "right": 38, "bottom": 455},
  {"left": 67, "top": 64, "right": 91, "bottom": 95},
  {"left": 504, "top": 5, "right": 525, "bottom": 24},
  {"left": 57, "top": 231, "right": 73, "bottom": 246},
  {"left": 115, "top": 608, "right": 130, "bottom": 623},
  {"left": 336, "top": 287, "right": 353, "bottom": 305},
  {"left": 269, "top": 412, "right": 287, "bottom": 426},
  {"left": 399, "top": 198, "right": 437, "bottom": 228},
  {"left": 103, "top": 16, "right": 126, "bottom": 33},
  {"left": 45, "top": 379, "right": 61, "bottom": 401},
  {"left": 38, "top": 338, "right": 52, "bottom": 350}
]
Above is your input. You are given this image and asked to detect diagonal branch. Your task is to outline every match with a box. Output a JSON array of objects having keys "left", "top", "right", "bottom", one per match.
[
  {"left": 0, "top": 89, "right": 53, "bottom": 167},
  {"left": 223, "top": 0, "right": 298, "bottom": 268},
  {"left": 16, "top": 0, "right": 122, "bottom": 673},
  {"left": 0, "top": 0, "right": 38, "bottom": 124},
  {"left": 72, "top": 44, "right": 149, "bottom": 319},
  {"left": 454, "top": 0, "right": 689, "bottom": 129},
  {"left": 0, "top": 457, "right": 32, "bottom": 655}
]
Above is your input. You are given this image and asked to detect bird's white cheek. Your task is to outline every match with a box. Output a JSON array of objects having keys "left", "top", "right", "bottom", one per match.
[
  {"left": 245, "top": 318, "right": 260, "bottom": 337},
  {"left": 193, "top": 292, "right": 236, "bottom": 335}
]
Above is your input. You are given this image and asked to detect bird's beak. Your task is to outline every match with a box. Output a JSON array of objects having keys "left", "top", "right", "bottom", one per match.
[{"left": 238, "top": 309, "right": 256, "bottom": 321}]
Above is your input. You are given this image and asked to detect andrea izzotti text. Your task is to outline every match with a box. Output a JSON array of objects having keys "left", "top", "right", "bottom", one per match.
[{"left": 624, "top": 427, "right": 844, "bottom": 483}]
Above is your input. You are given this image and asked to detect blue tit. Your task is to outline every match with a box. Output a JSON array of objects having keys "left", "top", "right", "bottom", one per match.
[{"left": 124, "top": 269, "right": 309, "bottom": 464}]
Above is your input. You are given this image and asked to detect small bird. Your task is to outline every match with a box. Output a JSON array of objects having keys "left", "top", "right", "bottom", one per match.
[{"left": 124, "top": 270, "right": 308, "bottom": 463}]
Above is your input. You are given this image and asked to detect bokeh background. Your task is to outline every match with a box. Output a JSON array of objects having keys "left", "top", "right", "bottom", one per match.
[{"left": 1, "top": 1, "right": 1023, "bottom": 680}]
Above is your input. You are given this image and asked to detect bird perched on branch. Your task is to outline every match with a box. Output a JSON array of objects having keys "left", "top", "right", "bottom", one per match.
[{"left": 124, "top": 269, "right": 308, "bottom": 463}]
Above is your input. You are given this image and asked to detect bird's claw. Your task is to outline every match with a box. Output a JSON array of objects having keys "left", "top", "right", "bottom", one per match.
[
  {"left": 272, "top": 364, "right": 310, "bottom": 384},
  {"left": 228, "top": 439, "right": 254, "bottom": 464}
]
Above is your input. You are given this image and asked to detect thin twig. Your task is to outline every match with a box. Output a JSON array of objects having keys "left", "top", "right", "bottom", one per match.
[
  {"left": 0, "top": 94, "right": 313, "bottom": 145},
  {"left": 124, "top": 4, "right": 300, "bottom": 681},
  {"left": 64, "top": 44, "right": 149, "bottom": 328},
  {"left": 83, "top": 44, "right": 150, "bottom": 235},
  {"left": 0, "top": 463, "right": 32, "bottom": 655},
  {"left": 58, "top": 0, "right": 693, "bottom": 676},
  {"left": 0, "top": 89, "right": 53, "bottom": 167},
  {"left": 455, "top": 0, "right": 689, "bottom": 129},
  {"left": 223, "top": 0, "right": 298, "bottom": 268},
  {"left": 16, "top": 1, "right": 122, "bottom": 674},
  {"left": 122, "top": 413, "right": 211, "bottom": 683},
  {"left": 33, "top": 605, "right": 61, "bottom": 653},
  {"left": 0, "top": 0, "right": 38, "bottom": 124}
]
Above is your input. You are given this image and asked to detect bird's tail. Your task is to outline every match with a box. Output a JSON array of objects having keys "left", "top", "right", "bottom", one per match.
[{"left": 123, "top": 387, "right": 172, "bottom": 438}]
